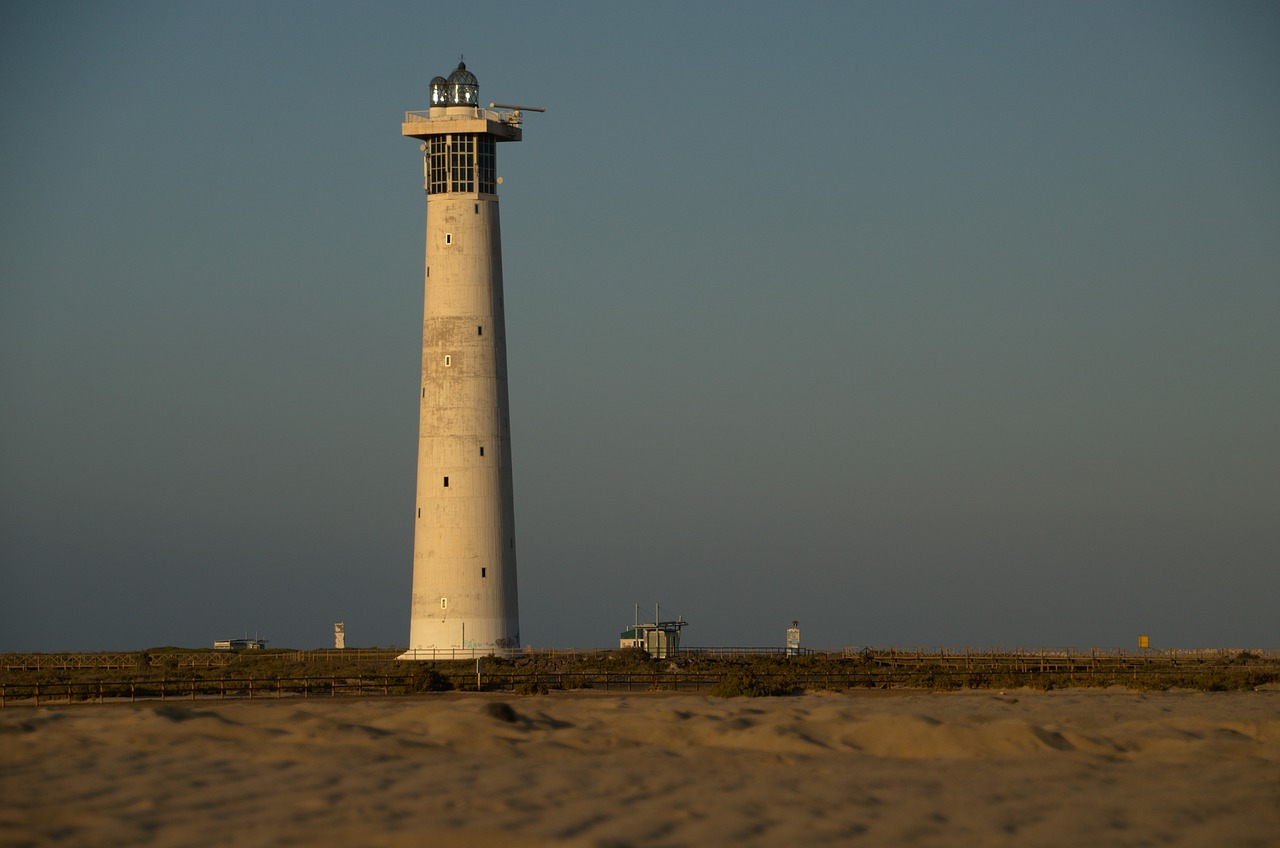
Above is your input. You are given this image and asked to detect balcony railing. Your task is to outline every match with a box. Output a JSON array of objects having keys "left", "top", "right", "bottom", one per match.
[{"left": 404, "top": 107, "right": 513, "bottom": 125}]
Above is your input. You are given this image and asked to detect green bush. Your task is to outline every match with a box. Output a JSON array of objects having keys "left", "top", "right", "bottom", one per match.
[
  {"left": 405, "top": 667, "right": 453, "bottom": 693},
  {"left": 710, "top": 669, "right": 797, "bottom": 698},
  {"left": 514, "top": 680, "right": 548, "bottom": 695},
  {"left": 614, "top": 647, "right": 650, "bottom": 663}
]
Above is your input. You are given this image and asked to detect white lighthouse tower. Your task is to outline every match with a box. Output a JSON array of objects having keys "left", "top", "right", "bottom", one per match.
[{"left": 398, "top": 61, "right": 537, "bottom": 659}]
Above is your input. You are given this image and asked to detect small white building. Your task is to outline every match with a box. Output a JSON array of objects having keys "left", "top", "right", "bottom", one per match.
[
  {"left": 786, "top": 621, "right": 801, "bottom": 656},
  {"left": 619, "top": 606, "right": 688, "bottom": 659},
  {"left": 213, "top": 638, "right": 268, "bottom": 651}
]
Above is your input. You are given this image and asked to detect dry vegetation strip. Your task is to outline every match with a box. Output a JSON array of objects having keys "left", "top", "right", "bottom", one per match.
[{"left": 3, "top": 647, "right": 1278, "bottom": 705}]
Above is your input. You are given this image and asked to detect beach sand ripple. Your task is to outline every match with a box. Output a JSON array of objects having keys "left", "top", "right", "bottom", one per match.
[{"left": 2, "top": 690, "right": 1277, "bottom": 847}]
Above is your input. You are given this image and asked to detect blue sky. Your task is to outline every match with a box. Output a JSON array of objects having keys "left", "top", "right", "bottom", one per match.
[{"left": 2, "top": 1, "right": 1277, "bottom": 651}]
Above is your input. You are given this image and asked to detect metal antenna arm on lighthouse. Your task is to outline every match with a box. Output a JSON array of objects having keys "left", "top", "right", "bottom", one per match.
[
  {"left": 397, "top": 62, "right": 535, "bottom": 661},
  {"left": 489, "top": 103, "right": 545, "bottom": 128}
]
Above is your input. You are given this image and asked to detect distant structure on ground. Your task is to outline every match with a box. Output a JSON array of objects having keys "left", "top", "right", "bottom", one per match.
[
  {"left": 213, "top": 638, "right": 267, "bottom": 651},
  {"left": 334, "top": 622, "right": 345, "bottom": 650},
  {"left": 619, "top": 604, "right": 688, "bottom": 659},
  {"left": 398, "top": 61, "right": 542, "bottom": 660},
  {"left": 786, "top": 621, "right": 801, "bottom": 656}
]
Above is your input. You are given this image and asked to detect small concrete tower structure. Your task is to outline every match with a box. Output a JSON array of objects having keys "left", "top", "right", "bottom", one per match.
[{"left": 398, "top": 61, "right": 536, "bottom": 659}]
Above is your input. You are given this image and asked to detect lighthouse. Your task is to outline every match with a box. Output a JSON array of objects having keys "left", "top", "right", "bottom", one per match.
[{"left": 398, "top": 62, "right": 538, "bottom": 659}]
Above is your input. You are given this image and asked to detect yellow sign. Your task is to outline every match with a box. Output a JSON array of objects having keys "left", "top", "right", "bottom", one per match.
[{"left": 1138, "top": 634, "right": 1149, "bottom": 649}]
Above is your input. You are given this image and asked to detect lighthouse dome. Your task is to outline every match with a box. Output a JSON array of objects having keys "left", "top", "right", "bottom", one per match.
[
  {"left": 429, "top": 76, "right": 449, "bottom": 106},
  {"left": 447, "top": 62, "right": 479, "bottom": 105}
]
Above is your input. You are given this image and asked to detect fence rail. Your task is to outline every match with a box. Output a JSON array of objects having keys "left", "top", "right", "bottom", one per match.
[
  {"left": 0, "top": 673, "right": 717, "bottom": 706},
  {"left": 6, "top": 646, "right": 1276, "bottom": 671},
  {"left": 404, "top": 107, "right": 510, "bottom": 124},
  {"left": 839, "top": 646, "right": 1280, "bottom": 660},
  {"left": 1, "top": 652, "right": 235, "bottom": 671},
  {"left": 4, "top": 656, "right": 1278, "bottom": 708},
  {"left": 684, "top": 647, "right": 818, "bottom": 658}
]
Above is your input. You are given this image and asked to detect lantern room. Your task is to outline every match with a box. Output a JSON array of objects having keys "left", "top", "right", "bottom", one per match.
[{"left": 429, "top": 61, "right": 480, "bottom": 107}]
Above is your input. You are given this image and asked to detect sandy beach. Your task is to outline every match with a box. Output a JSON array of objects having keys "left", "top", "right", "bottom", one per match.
[{"left": 2, "top": 689, "right": 1278, "bottom": 847}]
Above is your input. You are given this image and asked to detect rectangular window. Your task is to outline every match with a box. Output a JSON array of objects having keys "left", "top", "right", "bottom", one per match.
[
  {"left": 428, "top": 136, "right": 448, "bottom": 194},
  {"left": 474, "top": 203, "right": 479, "bottom": 214},
  {"left": 477, "top": 325, "right": 483, "bottom": 335},
  {"left": 429, "top": 135, "right": 490, "bottom": 194},
  {"left": 443, "top": 476, "right": 449, "bottom": 487},
  {"left": 478, "top": 135, "right": 495, "bottom": 193},
  {"left": 479, "top": 446, "right": 484, "bottom": 457},
  {"left": 444, "top": 355, "right": 451, "bottom": 366},
  {"left": 481, "top": 568, "right": 487, "bottom": 578},
  {"left": 450, "top": 134, "right": 475, "bottom": 192},
  {"left": 444, "top": 233, "right": 452, "bottom": 245},
  {"left": 441, "top": 597, "right": 448, "bottom": 609}
]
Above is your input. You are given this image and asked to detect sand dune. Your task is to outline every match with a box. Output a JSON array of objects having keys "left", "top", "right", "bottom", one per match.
[{"left": 2, "top": 689, "right": 1278, "bottom": 847}]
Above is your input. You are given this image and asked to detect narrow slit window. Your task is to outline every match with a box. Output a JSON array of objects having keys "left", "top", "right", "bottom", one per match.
[
  {"left": 421, "top": 387, "right": 425, "bottom": 397},
  {"left": 443, "top": 476, "right": 449, "bottom": 487},
  {"left": 479, "top": 446, "right": 484, "bottom": 457},
  {"left": 417, "top": 507, "right": 421, "bottom": 517},
  {"left": 445, "top": 233, "right": 452, "bottom": 245},
  {"left": 477, "top": 325, "right": 483, "bottom": 336},
  {"left": 474, "top": 203, "right": 479, "bottom": 214},
  {"left": 481, "top": 567, "right": 487, "bottom": 578},
  {"left": 444, "top": 355, "right": 451, "bottom": 366},
  {"left": 441, "top": 597, "right": 448, "bottom": 609}
]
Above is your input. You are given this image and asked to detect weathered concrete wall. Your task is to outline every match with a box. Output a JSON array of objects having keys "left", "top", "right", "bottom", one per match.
[{"left": 405, "top": 191, "right": 520, "bottom": 652}]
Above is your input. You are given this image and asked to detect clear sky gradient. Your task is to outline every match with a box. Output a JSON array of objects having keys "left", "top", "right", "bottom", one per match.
[{"left": 2, "top": 1, "right": 1277, "bottom": 651}]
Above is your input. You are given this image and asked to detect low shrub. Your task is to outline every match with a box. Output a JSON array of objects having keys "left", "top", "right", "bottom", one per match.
[
  {"left": 710, "top": 669, "right": 798, "bottom": 698},
  {"left": 405, "top": 667, "right": 453, "bottom": 693},
  {"left": 514, "top": 680, "right": 548, "bottom": 695},
  {"left": 614, "top": 647, "right": 650, "bottom": 663}
]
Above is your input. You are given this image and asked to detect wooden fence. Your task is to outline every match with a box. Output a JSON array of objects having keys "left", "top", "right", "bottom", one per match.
[
  {"left": 1, "top": 672, "right": 719, "bottom": 706},
  {"left": 6, "top": 646, "right": 1275, "bottom": 672},
  {"left": 1, "top": 652, "right": 235, "bottom": 671},
  {"left": 5, "top": 656, "right": 1278, "bottom": 708}
]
